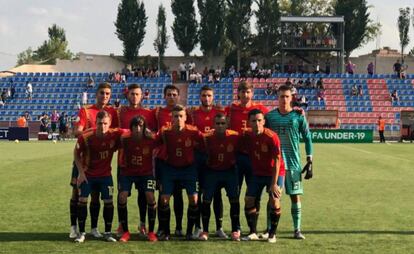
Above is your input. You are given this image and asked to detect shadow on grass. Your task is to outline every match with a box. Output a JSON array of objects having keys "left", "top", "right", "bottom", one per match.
[{"left": 0, "top": 230, "right": 413, "bottom": 242}]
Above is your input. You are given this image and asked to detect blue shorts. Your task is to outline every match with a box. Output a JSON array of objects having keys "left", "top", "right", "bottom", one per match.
[
  {"left": 159, "top": 163, "right": 198, "bottom": 196},
  {"left": 246, "top": 175, "right": 285, "bottom": 198},
  {"left": 79, "top": 176, "right": 114, "bottom": 200},
  {"left": 119, "top": 175, "right": 156, "bottom": 193},
  {"left": 70, "top": 161, "right": 78, "bottom": 187},
  {"left": 236, "top": 153, "right": 252, "bottom": 189},
  {"left": 202, "top": 167, "right": 239, "bottom": 202}
]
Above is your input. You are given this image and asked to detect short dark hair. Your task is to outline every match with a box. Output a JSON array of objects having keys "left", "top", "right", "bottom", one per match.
[
  {"left": 172, "top": 104, "right": 186, "bottom": 113},
  {"left": 237, "top": 81, "right": 253, "bottom": 92},
  {"left": 214, "top": 112, "right": 227, "bottom": 120},
  {"left": 200, "top": 85, "right": 213, "bottom": 94},
  {"left": 248, "top": 109, "right": 264, "bottom": 119},
  {"left": 96, "top": 110, "right": 111, "bottom": 120},
  {"left": 278, "top": 84, "right": 292, "bottom": 93},
  {"left": 128, "top": 83, "right": 141, "bottom": 91},
  {"left": 97, "top": 82, "right": 112, "bottom": 92},
  {"left": 129, "top": 115, "right": 146, "bottom": 131},
  {"left": 163, "top": 85, "right": 180, "bottom": 96}
]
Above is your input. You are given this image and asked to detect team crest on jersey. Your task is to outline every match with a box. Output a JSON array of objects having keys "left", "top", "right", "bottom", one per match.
[
  {"left": 143, "top": 147, "right": 150, "bottom": 155},
  {"left": 261, "top": 144, "right": 268, "bottom": 152},
  {"left": 227, "top": 144, "right": 234, "bottom": 152},
  {"left": 185, "top": 138, "right": 192, "bottom": 147},
  {"left": 205, "top": 116, "right": 210, "bottom": 121}
]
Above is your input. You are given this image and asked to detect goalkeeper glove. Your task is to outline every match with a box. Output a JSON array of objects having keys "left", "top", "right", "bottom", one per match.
[{"left": 301, "top": 161, "right": 313, "bottom": 180}]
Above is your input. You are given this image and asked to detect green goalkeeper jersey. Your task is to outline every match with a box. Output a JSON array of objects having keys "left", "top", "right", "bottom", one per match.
[{"left": 265, "top": 109, "right": 313, "bottom": 172}]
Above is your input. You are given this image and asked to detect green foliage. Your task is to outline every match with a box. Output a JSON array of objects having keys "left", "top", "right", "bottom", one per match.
[
  {"left": 197, "top": 0, "right": 226, "bottom": 58},
  {"left": 16, "top": 24, "right": 73, "bottom": 65},
  {"left": 154, "top": 4, "right": 169, "bottom": 70},
  {"left": 225, "top": 0, "right": 252, "bottom": 70},
  {"left": 333, "top": 0, "right": 381, "bottom": 59},
  {"left": 398, "top": 7, "right": 411, "bottom": 59},
  {"left": 115, "top": 0, "right": 147, "bottom": 63},
  {"left": 171, "top": 0, "right": 199, "bottom": 57},
  {"left": 279, "top": 0, "right": 333, "bottom": 16}
]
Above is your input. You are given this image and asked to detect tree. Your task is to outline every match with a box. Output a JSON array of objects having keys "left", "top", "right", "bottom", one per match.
[
  {"left": 333, "top": 0, "right": 381, "bottom": 60},
  {"left": 197, "top": 0, "right": 226, "bottom": 60},
  {"left": 225, "top": 0, "right": 252, "bottom": 70},
  {"left": 154, "top": 4, "right": 169, "bottom": 71},
  {"left": 398, "top": 7, "right": 411, "bottom": 61},
  {"left": 254, "top": 0, "right": 281, "bottom": 66},
  {"left": 171, "top": 0, "right": 199, "bottom": 57},
  {"left": 115, "top": 0, "right": 147, "bottom": 64},
  {"left": 16, "top": 47, "right": 36, "bottom": 66}
]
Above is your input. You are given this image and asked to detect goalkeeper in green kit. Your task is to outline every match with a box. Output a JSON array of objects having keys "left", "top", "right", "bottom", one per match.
[{"left": 265, "top": 84, "right": 313, "bottom": 240}]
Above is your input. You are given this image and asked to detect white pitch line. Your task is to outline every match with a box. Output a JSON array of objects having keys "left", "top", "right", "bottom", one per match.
[{"left": 337, "top": 144, "right": 412, "bottom": 162}]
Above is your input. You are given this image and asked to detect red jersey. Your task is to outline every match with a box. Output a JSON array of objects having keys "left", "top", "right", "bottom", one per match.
[
  {"left": 118, "top": 132, "right": 159, "bottom": 176},
  {"left": 154, "top": 106, "right": 173, "bottom": 130},
  {"left": 225, "top": 102, "right": 269, "bottom": 133},
  {"left": 187, "top": 105, "right": 226, "bottom": 133},
  {"left": 242, "top": 128, "right": 281, "bottom": 177},
  {"left": 117, "top": 105, "right": 156, "bottom": 131},
  {"left": 76, "top": 128, "right": 123, "bottom": 178},
  {"left": 159, "top": 124, "right": 203, "bottom": 167},
  {"left": 77, "top": 104, "right": 118, "bottom": 130},
  {"left": 202, "top": 130, "right": 240, "bottom": 171}
]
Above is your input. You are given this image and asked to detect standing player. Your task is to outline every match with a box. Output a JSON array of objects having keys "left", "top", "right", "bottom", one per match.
[
  {"left": 187, "top": 85, "right": 227, "bottom": 239},
  {"left": 242, "top": 109, "right": 282, "bottom": 243},
  {"left": 74, "top": 111, "right": 123, "bottom": 243},
  {"left": 117, "top": 116, "right": 158, "bottom": 242},
  {"left": 265, "top": 85, "right": 313, "bottom": 239},
  {"left": 199, "top": 113, "right": 241, "bottom": 241},
  {"left": 116, "top": 83, "right": 156, "bottom": 236},
  {"left": 69, "top": 83, "right": 118, "bottom": 239},
  {"left": 157, "top": 105, "right": 203, "bottom": 240},
  {"left": 153, "top": 85, "right": 185, "bottom": 236}
]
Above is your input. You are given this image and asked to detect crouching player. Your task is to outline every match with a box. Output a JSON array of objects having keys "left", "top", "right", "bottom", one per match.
[
  {"left": 242, "top": 109, "right": 282, "bottom": 243},
  {"left": 74, "top": 111, "right": 123, "bottom": 243},
  {"left": 117, "top": 116, "right": 158, "bottom": 242},
  {"left": 199, "top": 113, "right": 241, "bottom": 241}
]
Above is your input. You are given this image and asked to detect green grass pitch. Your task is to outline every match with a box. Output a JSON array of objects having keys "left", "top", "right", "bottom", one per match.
[{"left": 0, "top": 141, "right": 413, "bottom": 253}]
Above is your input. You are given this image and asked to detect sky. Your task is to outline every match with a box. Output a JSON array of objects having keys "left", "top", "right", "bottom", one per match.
[{"left": 0, "top": 0, "right": 414, "bottom": 70}]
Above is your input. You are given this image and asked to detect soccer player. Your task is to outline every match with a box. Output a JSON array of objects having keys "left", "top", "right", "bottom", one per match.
[
  {"left": 117, "top": 116, "right": 158, "bottom": 242},
  {"left": 153, "top": 85, "right": 185, "bottom": 236},
  {"left": 116, "top": 83, "right": 156, "bottom": 236},
  {"left": 242, "top": 109, "right": 282, "bottom": 243},
  {"left": 187, "top": 85, "right": 227, "bottom": 239},
  {"left": 265, "top": 84, "right": 313, "bottom": 240},
  {"left": 157, "top": 105, "right": 203, "bottom": 240},
  {"left": 199, "top": 113, "right": 241, "bottom": 241},
  {"left": 74, "top": 111, "right": 123, "bottom": 243},
  {"left": 69, "top": 83, "right": 118, "bottom": 239}
]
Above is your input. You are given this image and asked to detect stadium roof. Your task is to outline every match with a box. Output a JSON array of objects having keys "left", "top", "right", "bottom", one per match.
[{"left": 280, "top": 16, "right": 344, "bottom": 23}]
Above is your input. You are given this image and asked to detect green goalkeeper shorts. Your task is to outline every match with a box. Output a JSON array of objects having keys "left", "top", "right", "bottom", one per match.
[{"left": 285, "top": 169, "right": 303, "bottom": 195}]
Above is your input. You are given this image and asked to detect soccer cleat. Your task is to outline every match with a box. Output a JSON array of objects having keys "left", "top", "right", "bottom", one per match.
[
  {"left": 267, "top": 233, "right": 277, "bottom": 243},
  {"left": 294, "top": 230, "right": 306, "bottom": 240},
  {"left": 103, "top": 232, "right": 117, "bottom": 242},
  {"left": 174, "top": 229, "right": 184, "bottom": 237},
  {"left": 199, "top": 232, "right": 208, "bottom": 241},
  {"left": 259, "top": 231, "right": 269, "bottom": 240},
  {"left": 116, "top": 224, "right": 124, "bottom": 237},
  {"left": 119, "top": 231, "right": 130, "bottom": 242},
  {"left": 242, "top": 233, "right": 260, "bottom": 241},
  {"left": 139, "top": 223, "right": 147, "bottom": 236},
  {"left": 192, "top": 227, "right": 202, "bottom": 239},
  {"left": 147, "top": 232, "right": 158, "bottom": 242},
  {"left": 231, "top": 231, "right": 241, "bottom": 241},
  {"left": 90, "top": 228, "right": 102, "bottom": 238},
  {"left": 215, "top": 228, "right": 228, "bottom": 239},
  {"left": 158, "top": 232, "right": 170, "bottom": 241},
  {"left": 74, "top": 232, "right": 86, "bottom": 243},
  {"left": 185, "top": 234, "right": 194, "bottom": 241},
  {"left": 69, "top": 225, "right": 79, "bottom": 239}
]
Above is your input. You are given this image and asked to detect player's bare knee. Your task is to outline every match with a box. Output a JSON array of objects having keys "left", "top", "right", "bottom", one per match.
[
  {"left": 244, "top": 196, "right": 255, "bottom": 208},
  {"left": 290, "top": 194, "right": 300, "bottom": 203},
  {"left": 118, "top": 192, "right": 128, "bottom": 204},
  {"left": 188, "top": 194, "right": 198, "bottom": 206},
  {"left": 145, "top": 192, "right": 156, "bottom": 205},
  {"left": 160, "top": 195, "right": 170, "bottom": 206}
]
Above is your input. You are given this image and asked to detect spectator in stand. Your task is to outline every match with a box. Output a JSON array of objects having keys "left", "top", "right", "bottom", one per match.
[
  {"left": 114, "top": 98, "right": 121, "bottom": 108},
  {"left": 26, "top": 81, "right": 33, "bottom": 100},
  {"left": 50, "top": 110, "right": 60, "bottom": 133},
  {"left": 345, "top": 60, "right": 355, "bottom": 75},
  {"left": 367, "top": 62, "right": 374, "bottom": 76},
  {"left": 87, "top": 75, "right": 95, "bottom": 89},
  {"left": 298, "top": 95, "right": 309, "bottom": 110},
  {"left": 304, "top": 78, "right": 312, "bottom": 88},
  {"left": 1, "top": 89, "right": 7, "bottom": 103},
  {"left": 390, "top": 89, "right": 399, "bottom": 102},
  {"left": 122, "top": 85, "right": 128, "bottom": 100},
  {"left": 285, "top": 77, "right": 292, "bottom": 86},
  {"left": 317, "top": 88, "right": 325, "bottom": 103},
  {"left": 179, "top": 62, "right": 186, "bottom": 81},
  {"left": 378, "top": 116, "right": 386, "bottom": 143},
  {"left": 291, "top": 86, "right": 298, "bottom": 103},
  {"left": 400, "top": 60, "right": 408, "bottom": 79},
  {"left": 0, "top": 98, "right": 4, "bottom": 107},
  {"left": 114, "top": 72, "right": 122, "bottom": 83},
  {"left": 228, "top": 65, "right": 236, "bottom": 77},
  {"left": 24, "top": 111, "right": 31, "bottom": 121},
  {"left": 189, "top": 60, "right": 196, "bottom": 72},
  {"left": 314, "top": 61, "right": 320, "bottom": 74},
  {"left": 202, "top": 66, "right": 209, "bottom": 78},
  {"left": 250, "top": 59, "right": 258, "bottom": 75},
  {"left": 10, "top": 83, "right": 15, "bottom": 99},
  {"left": 189, "top": 70, "right": 197, "bottom": 83},
  {"left": 39, "top": 112, "right": 50, "bottom": 133},
  {"left": 144, "top": 89, "right": 150, "bottom": 100},
  {"left": 59, "top": 112, "right": 69, "bottom": 141},
  {"left": 316, "top": 78, "right": 324, "bottom": 90},
  {"left": 351, "top": 84, "right": 358, "bottom": 96},
  {"left": 393, "top": 59, "right": 402, "bottom": 78},
  {"left": 265, "top": 83, "right": 273, "bottom": 96},
  {"left": 357, "top": 85, "right": 363, "bottom": 96},
  {"left": 81, "top": 89, "right": 88, "bottom": 106},
  {"left": 16, "top": 114, "right": 27, "bottom": 127}
]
